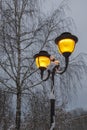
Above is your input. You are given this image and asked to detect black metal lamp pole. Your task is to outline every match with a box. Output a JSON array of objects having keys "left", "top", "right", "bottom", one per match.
[
  {"left": 50, "top": 70, "right": 55, "bottom": 130},
  {"left": 50, "top": 96, "right": 55, "bottom": 130}
]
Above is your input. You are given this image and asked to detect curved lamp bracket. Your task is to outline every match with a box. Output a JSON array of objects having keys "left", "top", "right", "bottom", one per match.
[
  {"left": 56, "top": 52, "right": 70, "bottom": 74},
  {"left": 57, "top": 57, "right": 69, "bottom": 74},
  {"left": 40, "top": 68, "right": 50, "bottom": 81}
]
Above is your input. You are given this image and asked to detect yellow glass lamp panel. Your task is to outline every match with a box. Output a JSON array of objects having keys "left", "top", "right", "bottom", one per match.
[
  {"left": 35, "top": 56, "right": 50, "bottom": 68},
  {"left": 58, "top": 39, "right": 75, "bottom": 54}
]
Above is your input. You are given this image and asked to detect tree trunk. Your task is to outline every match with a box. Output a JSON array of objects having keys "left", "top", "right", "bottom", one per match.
[{"left": 15, "top": 89, "right": 21, "bottom": 130}]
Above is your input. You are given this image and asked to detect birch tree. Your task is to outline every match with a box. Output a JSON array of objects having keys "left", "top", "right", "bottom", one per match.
[{"left": 0, "top": 89, "right": 14, "bottom": 130}]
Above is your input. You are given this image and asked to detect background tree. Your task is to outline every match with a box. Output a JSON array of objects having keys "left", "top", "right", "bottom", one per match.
[{"left": 0, "top": 89, "right": 14, "bottom": 130}]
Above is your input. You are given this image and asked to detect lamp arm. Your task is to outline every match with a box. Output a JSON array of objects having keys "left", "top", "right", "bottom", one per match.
[
  {"left": 57, "top": 57, "right": 69, "bottom": 74},
  {"left": 40, "top": 69, "right": 50, "bottom": 81},
  {"left": 43, "top": 70, "right": 51, "bottom": 81}
]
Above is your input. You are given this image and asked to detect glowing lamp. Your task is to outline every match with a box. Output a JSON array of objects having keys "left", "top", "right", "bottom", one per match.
[
  {"left": 55, "top": 32, "right": 78, "bottom": 58},
  {"left": 34, "top": 51, "right": 51, "bottom": 79},
  {"left": 34, "top": 51, "right": 50, "bottom": 69}
]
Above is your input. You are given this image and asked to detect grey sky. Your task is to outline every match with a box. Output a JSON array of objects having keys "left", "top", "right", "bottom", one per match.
[
  {"left": 69, "top": 0, "right": 87, "bottom": 110},
  {"left": 41, "top": 0, "right": 87, "bottom": 54},
  {"left": 65, "top": 0, "right": 87, "bottom": 110},
  {"left": 69, "top": 0, "right": 87, "bottom": 54},
  {"left": 41, "top": 0, "right": 87, "bottom": 110}
]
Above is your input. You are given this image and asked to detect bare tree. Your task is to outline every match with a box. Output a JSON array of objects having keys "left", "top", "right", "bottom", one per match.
[
  {"left": 0, "top": 89, "right": 14, "bottom": 130},
  {"left": 24, "top": 90, "right": 50, "bottom": 130}
]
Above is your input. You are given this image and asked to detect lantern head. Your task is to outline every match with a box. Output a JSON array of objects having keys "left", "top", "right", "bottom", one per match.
[
  {"left": 34, "top": 51, "right": 51, "bottom": 79},
  {"left": 55, "top": 32, "right": 78, "bottom": 58}
]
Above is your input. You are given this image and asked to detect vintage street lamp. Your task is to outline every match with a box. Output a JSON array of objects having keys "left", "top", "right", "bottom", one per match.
[
  {"left": 55, "top": 32, "right": 78, "bottom": 74},
  {"left": 34, "top": 32, "right": 78, "bottom": 130}
]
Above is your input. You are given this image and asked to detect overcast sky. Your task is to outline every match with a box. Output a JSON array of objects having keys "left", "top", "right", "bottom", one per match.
[
  {"left": 67, "top": 0, "right": 87, "bottom": 110},
  {"left": 41, "top": 0, "right": 87, "bottom": 54},
  {"left": 41, "top": 0, "right": 87, "bottom": 110},
  {"left": 69, "top": 0, "right": 87, "bottom": 54}
]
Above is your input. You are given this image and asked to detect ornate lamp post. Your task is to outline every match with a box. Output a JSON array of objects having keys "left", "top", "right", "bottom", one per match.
[{"left": 34, "top": 32, "right": 78, "bottom": 130}]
